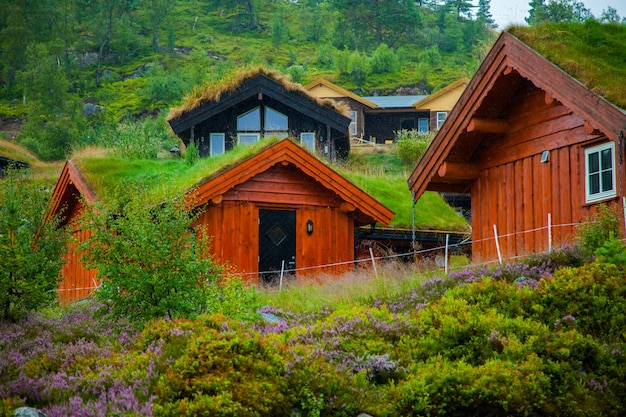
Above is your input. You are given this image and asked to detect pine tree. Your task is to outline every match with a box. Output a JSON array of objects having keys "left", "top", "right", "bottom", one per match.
[{"left": 477, "top": 0, "right": 497, "bottom": 28}]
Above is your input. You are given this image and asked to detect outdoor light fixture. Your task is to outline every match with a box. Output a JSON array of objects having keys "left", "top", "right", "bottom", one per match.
[
  {"left": 306, "top": 219, "right": 314, "bottom": 235},
  {"left": 540, "top": 150, "right": 550, "bottom": 163}
]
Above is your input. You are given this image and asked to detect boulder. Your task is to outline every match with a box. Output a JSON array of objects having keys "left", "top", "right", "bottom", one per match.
[{"left": 14, "top": 407, "right": 47, "bottom": 417}]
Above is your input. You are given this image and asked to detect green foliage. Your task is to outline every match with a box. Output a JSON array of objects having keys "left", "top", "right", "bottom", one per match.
[
  {"left": 141, "top": 64, "right": 188, "bottom": 107},
  {"left": 205, "top": 277, "right": 261, "bottom": 321},
  {"left": 0, "top": 168, "right": 66, "bottom": 321},
  {"left": 576, "top": 203, "right": 621, "bottom": 257},
  {"left": 185, "top": 140, "right": 199, "bottom": 166},
  {"left": 79, "top": 194, "right": 220, "bottom": 322},
  {"left": 595, "top": 232, "right": 626, "bottom": 266},
  {"left": 97, "top": 114, "right": 173, "bottom": 160},
  {"left": 349, "top": 51, "right": 370, "bottom": 87},
  {"left": 316, "top": 43, "right": 335, "bottom": 67},
  {"left": 370, "top": 43, "right": 399, "bottom": 74},
  {"left": 395, "top": 129, "right": 433, "bottom": 165},
  {"left": 152, "top": 316, "right": 292, "bottom": 416}
]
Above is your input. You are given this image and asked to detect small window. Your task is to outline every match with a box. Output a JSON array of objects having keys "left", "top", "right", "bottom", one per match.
[
  {"left": 265, "top": 107, "right": 288, "bottom": 131},
  {"left": 237, "top": 107, "right": 261, "bottom": 131},
  {"left": 300, "top": 132, "right": 316, "bottom": 150},
  {"left": 585, "top": 142, "right": 616, "bottom": 203},
  {"left": 238, "top": 133, "right": 260, "bottom": 146},
  {"left": 348, "top": 110, "right": 357, "bottom": 136},
  {"left": 436, "top": 112, "right": 448, "bottom": 130},
  {"left": 418, "top": 118, "right": 429, "bottom": 133},
  {"left": 210, "top": 133, "right": 225, "bottom": 157}
]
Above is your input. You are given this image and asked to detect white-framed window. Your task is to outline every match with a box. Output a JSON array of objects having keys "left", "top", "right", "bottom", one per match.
[
  {"left": 300, "top": 132, "right": 316, "bottom": 150},
  {"left": 436, "top": 112, "right": 448, "bottom": 130},
  {"left": 418, "top": 118, "right": 429, "bottom": 133},
  {"left": 585, "top": 142, "right": 616, "bottom": 203},
  {"left": 210, "top": 133, "right": 225, "bottom": 157},
  {"left": 265, "top": 107, "right": 288, "bottom": 131},
  {"left": 237, "top": 133, "right": 260, "bottom": 145},
  {"left": 348, "top": 110, "right": 357, "bottom": 136},
  {"left": 237, "top": 107, "right": 261, "bottom": 131}
]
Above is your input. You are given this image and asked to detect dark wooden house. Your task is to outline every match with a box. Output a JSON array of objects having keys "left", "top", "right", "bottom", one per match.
[
  {"left": 306, "top": 78, "right": 467, "bottom": 143},
  {"left": 168, "top": 67, "right": 352, "bottom": 159},
  {"left": 408, "top": 24, "right": 626, "bottom": 262},
  {"left": 48, "top": 139, "right": 393, "bottom": 302}
]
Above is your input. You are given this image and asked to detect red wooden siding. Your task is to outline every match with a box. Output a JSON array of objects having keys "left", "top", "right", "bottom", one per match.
[
  {"left": 58, "top": 216, "right": 99, "bottom": 304},
  {"left": 470, "top": 91, "right": 609, "bottom": 261}
]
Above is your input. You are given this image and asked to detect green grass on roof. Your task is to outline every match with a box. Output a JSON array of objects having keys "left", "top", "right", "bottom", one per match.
[
  {"left": 73, "top": 139, "right": 468, "bottom": 230},
  {"left": 508, "top": 21, "right": 626, "bottom": 110}
]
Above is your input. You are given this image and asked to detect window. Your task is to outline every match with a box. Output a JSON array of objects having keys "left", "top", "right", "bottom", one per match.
[
  {"left": 418, "top": 118, "right": 429, "bottom": 133},
  {"left": 300, "top": 132, "right": 316, "bottom": 150},
  {"left": 210, "top": 133, "right": 225, "bottom": 156},
  {"left": 237, "top": 107, "right": 261, "bottom": 131},
  {"left": 585, "top": 142, "right": 616, "bottom": 203},
  {"left": 264, "top": 107, "right": 288, "bottom": 132},
  {"left": 348, "top": 111, "right": 357, "bottom": 136},
  {"left": 436, "top": 112, "right": 448, "bottom": 130},
  {"left": 238, "top": 133, "right": 260, "bottom": 145}
]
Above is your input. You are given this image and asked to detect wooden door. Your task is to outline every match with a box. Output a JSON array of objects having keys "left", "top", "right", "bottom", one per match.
[{"left": 259, "top": 209, "right": 296, "bottom": 285}]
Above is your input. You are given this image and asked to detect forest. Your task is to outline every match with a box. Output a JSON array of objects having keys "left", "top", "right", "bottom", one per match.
[{"left": 1, "top": 0, "right": 621, "bottom": 161}]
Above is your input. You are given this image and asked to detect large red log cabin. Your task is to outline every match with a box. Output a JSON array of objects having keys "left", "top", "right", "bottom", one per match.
[
  {"left": 408, "top": 23, "right": 626, "bottom": 262},
  {"left": 48, "top": 139, "right": 393, "bottom": 303}
]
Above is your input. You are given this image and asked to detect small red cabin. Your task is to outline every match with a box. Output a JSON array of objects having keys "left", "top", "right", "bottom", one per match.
[{"left": 48, "top": 139, "right": 393, "bottom": 302}]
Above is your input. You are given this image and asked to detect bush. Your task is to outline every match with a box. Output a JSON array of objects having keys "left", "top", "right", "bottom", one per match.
[
  {"left": 576, "top": 203, "right": 621, "bottom": 257},
  {"left": 80, "top": 194, "right": 220, "bottom": 322},
  {"left": 395, "top": 129, "right": 432, "bottom": 165},
  {"left": 0, "top": 168, "right": 67, "bottom": 321},
  {"left": 370, "top": 43, "right": 399, "bottom": 74}
]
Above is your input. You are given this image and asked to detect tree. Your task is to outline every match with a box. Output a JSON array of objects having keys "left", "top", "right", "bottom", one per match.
[
  {"left": 526, "top": 0, "right": 548, "bottom": 25},
  {"left": 527, "top": 0, "right": 591, "bottom": 24},
  {"left": 80, "top": 194, "right": 220, "bottom": 322},
  {"left": 477, "top": 0, "right": 497, "bottom": 28},
  {"left": 600, "top": 7, "right": 621, "bottom": 23},
  {"left": 16, "top": 43, "right": 84, "bottom": 161},
  {"left": 0, "top": 168, "right": 67, "bottom": 321},
  {"left": 145, "top": 0, "right": 176, "bottom": 52}
]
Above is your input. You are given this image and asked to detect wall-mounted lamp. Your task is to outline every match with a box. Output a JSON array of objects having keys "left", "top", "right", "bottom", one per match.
[
  {"left": 540, "top": 150, "right": 550, "bottom": 163},
  {"left": 306, "top": 219, "right": 314, "bottom": 235}
]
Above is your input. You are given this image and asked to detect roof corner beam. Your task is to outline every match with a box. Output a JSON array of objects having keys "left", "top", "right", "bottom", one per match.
[
  {"left": 437, "top": 162, "right": 479, "bottom": 181},
  {"left": 339, "top": 202, "right": 356, "bottom": 213},
  {"left": 467, "top": 118, "right": 509, "bottom": 134}
]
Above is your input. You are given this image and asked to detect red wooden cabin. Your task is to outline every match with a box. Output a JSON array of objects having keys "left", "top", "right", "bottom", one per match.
[
  {"left": 48, "top": 139, "right": 393, "bottom": 302},
  {"left": 408, "top": 26, "right": 626, "bottom": 262}
]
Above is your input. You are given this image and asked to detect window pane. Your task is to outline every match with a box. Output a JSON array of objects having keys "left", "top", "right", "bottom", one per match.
[
  {"left": 589, "top": 173, "right": 600, "bottom": 195},
  {"left": 237, "top": 107, "right": 260, "bottom": 131},
  {"left": 602, "top": 170, "right": 613, "bottom": 192},
  {"left": 601, "top": 148, "right": 613, "bottom": 169},
  {"left": 301, "top": 132, "right": 315, "bottom": 150},
  {"left": 265, "top": 107, "right": 288, "bottom": 131},
  {"left": 239, "top": 134, "right": 259, "bottom": 145},
  {"left": 418, "top": 118, "right": 429, "bottom": 132},
  {"left": 210, "top": 133, "right": 225, "bottom": 156},
  {"left": 588, "top": 152, "right": 600, "bottom": 173}
]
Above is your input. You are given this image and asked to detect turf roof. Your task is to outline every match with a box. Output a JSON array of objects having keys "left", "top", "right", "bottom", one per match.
[
  {"left": 70, "top": 139, "right": 468, "bottom": 230},
  {"left": 167, "top": 66, "right": 350, "bottom": 121},
  {"left": 508, "top": 21, "right": 626, "bottom": 110}
]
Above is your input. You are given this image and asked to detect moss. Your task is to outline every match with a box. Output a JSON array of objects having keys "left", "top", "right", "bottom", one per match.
[{"left": 508, "top": 21, "right": 626, "bottom": 109}]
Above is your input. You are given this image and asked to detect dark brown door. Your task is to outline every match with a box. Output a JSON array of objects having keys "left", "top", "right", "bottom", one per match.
[{"left": 259, "top": 209, "right": 296, "bottom": 285}]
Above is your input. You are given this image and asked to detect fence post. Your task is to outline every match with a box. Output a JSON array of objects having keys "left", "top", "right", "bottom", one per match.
[
  {"left": 369, "top": 247, "right": 378, "bottom": 276},
  {"left": 548, "top": 212, "right": 552, "bottom": 253},
  {"left": 493, "top": 224, "right": 503, "bottom": 265},
  {"left": 279, "top": 260, "right": 285, "bottom": 293},
  {"left": 444, "top": 234, "right": 449, "bottom": 275}
]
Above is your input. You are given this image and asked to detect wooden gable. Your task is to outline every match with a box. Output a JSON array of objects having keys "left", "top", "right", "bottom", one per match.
[
  {"left": 188, "top": 138, "right": 394, "bottom": 281},
  {"left": 408, "top": 30, "right": 626, "bottom": 261},
  {"left": 47, "top": 161, "right": 98, "bottom": 303},
  {"left": 168, "top": 70, "right": 351, "bottom": 159},
  {"left": 413, "top": 78, "right": 468, "bottom": 112},
  {"left": 305, "top": 78, "right": 378, "bottom": 109}
]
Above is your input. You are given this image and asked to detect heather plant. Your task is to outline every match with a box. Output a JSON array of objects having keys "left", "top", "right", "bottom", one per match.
[
  {"left": 0, "top": 168, "right": 67, "bottom": 321},
  {"left": 79, "top": 193, "right": 220, "bottom": 322}
]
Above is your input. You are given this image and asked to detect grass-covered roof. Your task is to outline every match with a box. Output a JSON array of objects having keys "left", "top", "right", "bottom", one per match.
[
  {"left": 167, "top": 66, "right": 350, "bottom": 121},
  {"left": 508, "top": 21, "right": 626, "bottom": 110},
  {"left": 71, "top": 140, "right": 468, "bottom": 231}
]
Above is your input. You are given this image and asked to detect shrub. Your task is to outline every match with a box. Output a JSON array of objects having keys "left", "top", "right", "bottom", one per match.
[
  {"left": 370, "top": 43, "right": 399, "bottom": 74},
  {"left": 79, "top": 194, "right": 220, "bottom": 322},
  {"left": 349, "top": 51, "right": 370, "bottom": 87},
  {"left": 395, "top": 129, "right": 432, "bottom": 165},
  {"left": 576, "top": 203, "right": 621, "bottom": 257},
  {"left": 0, "top": 168, "right": 67, "bottom": 321}
]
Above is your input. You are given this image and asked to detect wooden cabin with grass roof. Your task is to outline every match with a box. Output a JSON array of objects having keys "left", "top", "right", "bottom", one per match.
[
  {"left": 408, "top": 21, "right": 626, "bottom": 262},
  {"left": 47, "top": 138, "right": 395, "bottom": 302},
  {"left": 167, "top": 67, "right": 352, "bottom": 160}
]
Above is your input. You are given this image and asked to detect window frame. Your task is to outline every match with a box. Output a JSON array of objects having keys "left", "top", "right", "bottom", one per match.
[
  {"left": 237, "top": 133, "right": 260, "bottom": 146},
  {"left": 300, "top": 132, "right": 316, "bottom": 150},
  {"left": 436, "top": 112, "right": 448, "bottom": 130},
  {"left": 584, "top": 141, "right": 616, "bottom": 203},
  {"left": 209, "top": 133, "right": 225, "bottom": 157},
  {"left": 348, "top": 110, "right": 357, "bottom": 137},
  {"left": 418, "top": 118, "right": 429, "bottom": 133}
]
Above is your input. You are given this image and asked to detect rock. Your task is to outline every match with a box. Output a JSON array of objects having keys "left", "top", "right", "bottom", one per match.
[
  {"left": 14, "top": 407, "right": 47, "bottom": 417},
  {"left": 83, "top": 103, "right": 104, "bottom": 117}
]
